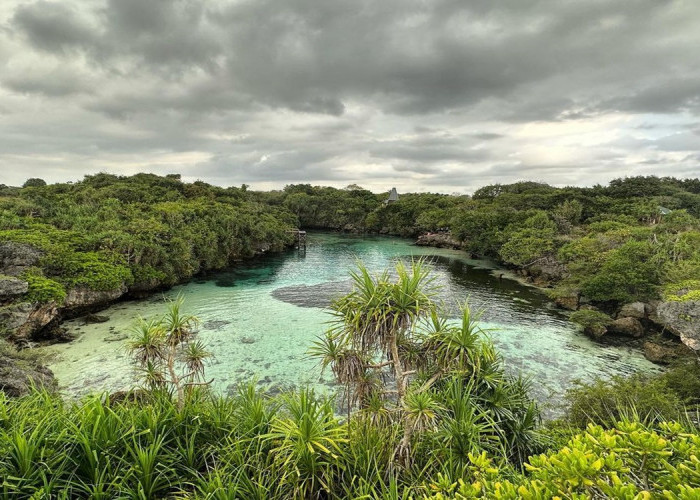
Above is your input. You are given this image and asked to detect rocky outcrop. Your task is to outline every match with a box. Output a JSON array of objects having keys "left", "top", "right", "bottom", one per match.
[
  {"left": 64, "top": 285, "right": 128, "bottom": 312},
  {"left": 618, "top": 302, "right": 648, "bottom": 320},
  {"left": 0, "top": 348, "right": 55, "bottom": 396},
  {"left": 608, "top": 317, "right": 644, "bottom": 338},
  {"left": 643, "top": 338, "right": 694, "bottom": 364},
  {"left": 654, "top": 300, "right": 700, "bottom": 351},
  {"left": 0, "top": 301, "right": 34, "bottom": 332},
  {"left": 415, "top": 232, "right": 464, "bottom": 250},
  {"left": 0, "top": 242, "right": 43, "bottom": 276},
  {"left": 0, "top": 276, "right": 29, "bottom": 301},
  {"left": 520, "top": 256, "right": 568, "bottom": 287},
  {"left": 14, "top": 302, "right": 60, "bottom": 340}
]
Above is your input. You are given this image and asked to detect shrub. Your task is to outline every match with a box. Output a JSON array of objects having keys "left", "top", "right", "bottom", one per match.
[
  {"left": 427, "top": 421, "right": 700, "bottom": 499},
  {"left": 563, "top": 374, "right": 682, "bottom": 428},
  {"left": 569, "top": 309, "right": 612, "bottom": 329},
  {"left": 664, "top": 280, "right": 700, "bottom": 302},
  {"left": 21, "top": 268, "right": 66, "bottom": 304}
]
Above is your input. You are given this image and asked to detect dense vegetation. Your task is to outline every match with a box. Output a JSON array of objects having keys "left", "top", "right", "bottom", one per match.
[
  {"left": 4, "top": 389, "right": 700, "bottom": 499},
  {"left": 0, "top": 174, "right": 296, "bottom": 305},
  {"left": 264, "top": 177, "right": 700, "bottom": 307},
  {"left": 2, "top": 174, "right": 699, "bottom": 311}
]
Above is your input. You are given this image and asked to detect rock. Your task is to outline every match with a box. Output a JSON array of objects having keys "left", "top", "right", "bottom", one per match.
[
  {"left": 64, "top": 285, "right": 128, "bottom": 311},
  {"left": 608, "top": 317, "right": 645, "bottom": 338},
  {"left": 655, "top": 300, "right": 700, "bottom": 351},
  {"left": 0, "top": 302, "right": 36, "bottom": 332},
  {"left": 415, "top": 232, "right": 463, "bottom": 250},
  {"left": 128, "top": 279, "right": 163, "bottom": 297},
  {"left": 584, "top": 324, "right": 608, "bottom": 340},
  {"left": 618, "top": 302, "right": 647, "bottom": 319},
  {"left": 643, "top": 339, "right": 694, "bottom": 364},
  {"left": 0, "top": 242, "right": 43, "bottom": 276},
  {"left": 554, "top": 296, "right": 579, "bottom": 311},
  {"left": 240, "top": 336, "right": 256, "bottom": 344},
  {"left": 14, "top": 302, "right": 60, "bottom": 341},
  {"left": 527, "top": 256, "right": 568, "bottom": 285},
  {"left": 82, "top": 314, "right": 110, "bottom": 324},
  {"left": 0, "top": 349, "right": 55, "bottom": 397},
  {"left": 0, "top": 276, "right": 29, "bottom": 301},
  {"left": 104, "top": 334, "right": 129, "bottom": 343},
  {"left": 203, "top": 320, "right": 231, "bottom": 331}
]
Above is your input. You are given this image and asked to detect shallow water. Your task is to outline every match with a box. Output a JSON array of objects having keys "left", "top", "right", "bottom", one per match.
[{"left": 40, "top": 232, "right": 660, "bottom": 413}]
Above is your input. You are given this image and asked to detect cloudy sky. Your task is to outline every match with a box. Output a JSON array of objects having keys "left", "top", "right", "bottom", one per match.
[{"left": 1, "top": 0, "right": 699, "bottom": 193}]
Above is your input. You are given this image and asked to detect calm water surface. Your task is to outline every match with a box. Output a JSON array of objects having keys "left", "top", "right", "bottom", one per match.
[{"left": 40, "top": 233, "right": 659, "bottom": 412}]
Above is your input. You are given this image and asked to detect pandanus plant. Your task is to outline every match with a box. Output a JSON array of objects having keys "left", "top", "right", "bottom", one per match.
[
  {"left": 127, "top": 295, "right": 211, "bottom": 408},
  {"left": 312, "top": 260, "right": 524, "bottom": 468},
  {"left": 311, "top": 259, "right": 440, "bottom": 463}
]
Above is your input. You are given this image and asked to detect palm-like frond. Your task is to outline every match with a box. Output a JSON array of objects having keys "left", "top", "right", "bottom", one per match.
[
  {"left": 162, "top": 294, "right": 199, "bottom": 346},
  {"left": 182, "top": 339, "right": 211, "bottom": 380},
  {"left": 126, "top": 317, "right": 167, "bottom": 366}
]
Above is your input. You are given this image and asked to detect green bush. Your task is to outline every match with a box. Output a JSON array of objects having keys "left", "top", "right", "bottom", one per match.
[
  {"left": 664, "top": 280, "right": 700, "bottom": 302},
  {"left": 427, "top": 420, "right": 700, "bottom": 499},
  {"left": 563, "top": 374, "right": 683, "bottom": 428},
  {"left": 569, "top": 309, "right": 612, "bottom": 329},
  {"left": 21, "top": 268, "right": 66, "bottom": 304}
]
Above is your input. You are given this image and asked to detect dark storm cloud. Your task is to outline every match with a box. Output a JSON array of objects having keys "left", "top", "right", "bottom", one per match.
[
  {"left": 1, "top": 0, "right": 699, "bottom": 189},
  {"left": 12, "top": 1, "right": 97, "bottom": 54}
]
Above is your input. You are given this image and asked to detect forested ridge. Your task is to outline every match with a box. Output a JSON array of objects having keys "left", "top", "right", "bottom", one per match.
[{"left": 272, "top": 177, "right": 700, "bottom": 307}]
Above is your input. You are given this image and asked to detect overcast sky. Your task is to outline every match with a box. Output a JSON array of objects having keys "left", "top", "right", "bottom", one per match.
[{"left": 1, "top": 0, "right": 699, "bottom": 193}]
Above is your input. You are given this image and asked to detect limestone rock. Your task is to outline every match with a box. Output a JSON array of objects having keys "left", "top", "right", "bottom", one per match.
[
  {"left": 0, "top": 276, "right": 29, "bottom": 301},
  {"left": 0, "top": 351, "right": 55, "bottom": 396},
  {"left": 0, "top": 302, "right": 43, "bottom": 335},
  {"left": 643, "top": 339, "right": 694, "bottom": 364},
  {"left": 554, "top": 296, "right": 578, "bottom": 311},
  {"left": 415, "top": 232, "right": 463, "bottom": 250},
  {"left": 0, "top": 242, "right": 43, "bottom": 276},
  {"left": 618, "top": 302, "right": 647, "bottom": 319},
  {"left": 608, "top": 317, "right": 644, "bottom": 338},
  {"left": 584, "top": 324, "right": 608, "bottom": 340},
  {"left": 15, "top": 302, "right": 60, "bottom": 340},
  {"left": 64, "top": 285, "right": 128, "bottom": 311},
  {"left": 527, "top": 255, "right": 568, "bottom": 284},
  {"left": 656, "top": 300, "right": 700, "bottom": 351}
]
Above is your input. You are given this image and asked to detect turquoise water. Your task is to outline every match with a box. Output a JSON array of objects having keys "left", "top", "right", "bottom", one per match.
[{"left": 41, "top": 233, "right": 659, "bottom": 412}]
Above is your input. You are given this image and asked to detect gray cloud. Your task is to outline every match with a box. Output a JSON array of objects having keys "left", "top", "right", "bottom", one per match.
[{"left": 0, "top": 0, "right": 699, "bottom": 191}]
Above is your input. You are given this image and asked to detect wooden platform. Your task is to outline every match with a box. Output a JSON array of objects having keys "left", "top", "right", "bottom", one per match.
[{"left": 288, "top": 229, "right": 307, "bottom": 249}]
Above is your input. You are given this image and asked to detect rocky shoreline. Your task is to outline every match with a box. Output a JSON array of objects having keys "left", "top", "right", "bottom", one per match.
[
  {"left": 413, "top": 231, "right": 700, "bottom": 366},
  {"left": 0, "top": 239, "right": 294, "bottom": 396}
]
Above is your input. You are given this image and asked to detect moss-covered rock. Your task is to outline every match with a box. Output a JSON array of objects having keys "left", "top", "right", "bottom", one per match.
[
  {"left": 570, "top": 309, "right": 613, "bottom": 339},
  {"left": 0, "top": 342, "right": 55, "bottom": 396},
  {"left": 0, "top": 275, "right": 28, "bottom": 300}
]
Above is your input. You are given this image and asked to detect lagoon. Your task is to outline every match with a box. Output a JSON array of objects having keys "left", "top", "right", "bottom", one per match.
[{"left": 40, "top": 232, "right": 659, "bottom": 413}]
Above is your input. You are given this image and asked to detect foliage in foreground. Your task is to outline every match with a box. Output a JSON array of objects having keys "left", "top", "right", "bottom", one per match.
[
  {"left": 1, "top": 389, "right": 700, "bottom": 498},
  {"left": 312, "top": 260, "right": 544, "bottom": 467},
  {"left": 562, "top": 361, "right": 700, "bottom": 429},
  {"left": 427, "top": 420, "right": 700, "bottom": 499}
]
